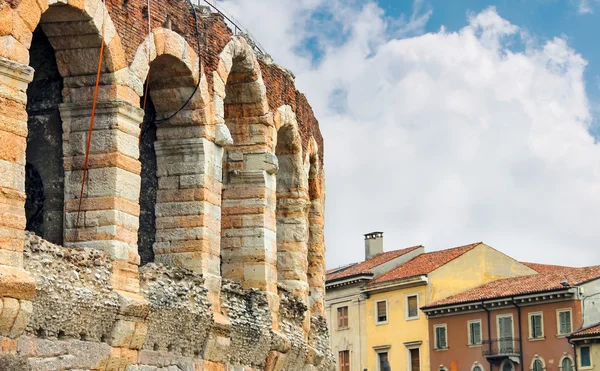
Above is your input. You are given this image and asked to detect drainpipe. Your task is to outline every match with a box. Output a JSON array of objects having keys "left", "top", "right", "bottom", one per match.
[
  {"left": 483, "top": 302, "right": 492, "bottom": 371},
  {"left": 567, "top": 338, "right": 579, "bottom": 371},
  {"left": 511, "top": 298, "right": 524, "bottom": 371}
]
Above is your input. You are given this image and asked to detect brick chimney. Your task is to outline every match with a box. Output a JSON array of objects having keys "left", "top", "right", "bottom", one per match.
[{"left": 364, "top": 232, "right": 384, "bottom": 260}]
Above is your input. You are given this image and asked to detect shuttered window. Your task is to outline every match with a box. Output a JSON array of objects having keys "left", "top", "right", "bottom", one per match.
[
  {"left": 581, "top": 346, "right": 591, "bottom": 368},
  {"left": 435, "top": 325, "right": 448, "bottom": 349},
  {"left": 409, "top": 348, "right": 420, "bottom": 371},
  {"left": 533, "top": 360, "right": 543, "bottom": 371},
  {"left": 530, "top": 313, "right": 543, "bottom": 338},
  {"left": 407, "top": 295, "right": 419, "bottom": 319},
  {"left": 376, "top": 301, "right": 387, "bottom": 324},
  {"left": 562, "top": 357, "right": 573, "bottom": 371},
  {"left": 558, "top": 310, "right": 572, "bottom": 335},
  {"left": 469, "top": 321, "right": 482, "bottom": 345},
  {"left": 337, "top": 306, "right": 349, "bottom": 329},
  {"left": 339, "top": 351, "right": 350, "bottom": 371}
]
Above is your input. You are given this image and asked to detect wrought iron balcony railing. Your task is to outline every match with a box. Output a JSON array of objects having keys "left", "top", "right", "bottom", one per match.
[{"left": 482, "top": 338, "right": 521, "bottom": 357}]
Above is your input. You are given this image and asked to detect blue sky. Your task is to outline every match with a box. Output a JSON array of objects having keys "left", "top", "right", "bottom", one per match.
[
  {"left": 382, "top": 0, "right": 600, "bottom": 134},
  {"left": 224, "top": 0, "right": 600, "bottom": 267}
]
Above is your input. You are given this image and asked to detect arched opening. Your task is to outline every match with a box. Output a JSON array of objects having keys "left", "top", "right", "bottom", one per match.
[
  {"left": 24, "top": 27, "right": 64, "bottom": 244},
  {"left": 274, "top": 106, "right": 309, "bottom": 302},
  {"left": 217, "top": 38, "right": 277, "bottom": 298}
]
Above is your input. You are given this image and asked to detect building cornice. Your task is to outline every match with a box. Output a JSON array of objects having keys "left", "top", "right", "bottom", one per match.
[
  {"left": 361, "top": 275, "right": 428, "bottom": 295},
  {"left": 422, "top": 288, "right": 578, "bottom": 318}
]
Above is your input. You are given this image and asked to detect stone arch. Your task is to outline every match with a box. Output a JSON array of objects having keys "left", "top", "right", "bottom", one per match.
[
  {"left": 130, "top": 28, "right": 222, "bottom": 298},
  {"left": 3, "top": 0, "right": 127, "bottom": 74},
  {"left": 305, "top": 137, "right": 326, "bottom": 316},
  {"left": 274, "top": 105, "right": 310, "bottom": 302},
  {"left": 559, "top": 354, "right": 575, "bottom": 371},
  {"left": 530, "top": 355, "right": 546, "bottom": 371},
  {"left": 0, "top": 0, "right": 141, "bottom": 347}
]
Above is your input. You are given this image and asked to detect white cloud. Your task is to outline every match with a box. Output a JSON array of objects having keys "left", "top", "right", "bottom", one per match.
[
  {"left": 576, "top": 0, "right": 598, "bottom": 14},
  {"left": 219, "top": 1, "right": 600, "bottom": 267}
]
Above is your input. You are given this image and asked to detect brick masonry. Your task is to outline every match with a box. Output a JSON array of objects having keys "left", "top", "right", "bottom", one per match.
[{"left": 0, "top": 0, "right": 332, "bottom": 369}]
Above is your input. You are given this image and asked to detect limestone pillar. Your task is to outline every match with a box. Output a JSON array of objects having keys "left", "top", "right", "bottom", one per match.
[
  {"left": 220, "top": 113, "right": 279, "bottom": 312},
  {"left": 60, "top": 100, "right": 144, "bottom": 294},
  {"left": 0, "top": 57, "right": 36, "bottom": 338},
  {"left": 153, "top": 133, "right": 224, "bottom": 310},
  {"left": 308, "top": 174, "right": 326, "bottom": 316}
]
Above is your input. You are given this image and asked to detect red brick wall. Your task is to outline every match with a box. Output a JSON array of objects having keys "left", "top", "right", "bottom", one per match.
[{"left": 103, "top": 0, "right": 324, "bottom": 162}]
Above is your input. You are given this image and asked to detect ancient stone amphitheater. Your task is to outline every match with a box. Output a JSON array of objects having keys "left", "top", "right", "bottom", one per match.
[{"left": 0, "top": 0, "right": 332, "bottom": 369}]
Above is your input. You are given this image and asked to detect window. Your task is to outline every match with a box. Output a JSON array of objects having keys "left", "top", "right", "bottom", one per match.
[
  {"left": 434, "top": 324, "right": 448, "bottom": 349},
  {"left": 376, "top": 300, "right": 388, "bottom": 324},
  {"left": 581, "top": 346, "right": 592, "bottom": 368},
  {"left": 472, "top": 364, "right": 483, "bottom": 371},
  {"left": 378, "top": 352, "right": 391, "bottom": 371},
  {"left": 533, "top": 359, "right": 544, "bottom": 371},
  {"left": 339, "top": 350, "right": 350, "bottom": 371},
  {"left": 557, "top": 309, "right": 572, "bottom": 335},
  {"left": 409, "top": 348, "right": 420, "bottom": 371},
  {"left": 407, "top": 294, "right": 419, "bottom": 319},
  {"left": 561, "top": 357, "right": 573, "bottom": 371},
  {"left": 529, "top": 312, "right": 544, "bottom": 339},
  {"left": 337, "top": 306, "right": 349, "bottom": 329},
  {"left": 468, "top": 320, "right": 482, "bottom": 345},
  {"left": 502, "top": 360, "right": 515, "bottom": 371}
]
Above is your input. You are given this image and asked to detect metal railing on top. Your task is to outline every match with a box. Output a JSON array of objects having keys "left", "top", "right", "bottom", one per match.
[
  {"left": 190, "top": 0, "right": 268, "bottom": 58},
  {"left": 482, "top": 337, "right": 521, "bottom": 357}
]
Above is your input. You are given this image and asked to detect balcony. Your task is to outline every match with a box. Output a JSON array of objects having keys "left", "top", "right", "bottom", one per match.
[{"left": 482, "top": 338, "right": 521, "bottom": 359}]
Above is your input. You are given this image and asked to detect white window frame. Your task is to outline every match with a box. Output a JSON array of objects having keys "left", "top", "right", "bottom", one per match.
[
  {"left": 471, "top": 362, "right": 485, "bottom": 371},
  {"left": 530, "top": 355, "right": 546, "bottom": 371},
  {"left": 375, "top": 299, "right": 389, "bottom": 325},
  {"left": 580, "top": 345, "right": 593, "bottom": 369},
  {"left": 528, "top": 312, "right": 545, "bottom": 340},
  {"left": 405, "top": 293, "right": 420, "bottom": 320},
  {"left": 467, "top": 319, "right": 483, "bottom": 346},
  {"left": 433, "top": 323, "right": 448, "bottom": 350},
  {"left": 556, "top": 308, "right": 573, "bottom": 336}
]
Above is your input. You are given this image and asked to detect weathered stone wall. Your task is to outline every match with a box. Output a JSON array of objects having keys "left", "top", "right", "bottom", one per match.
[
  {"left": 0, "top": 234, "right": 332, "bottom": 370},
  {"left": 0, "top": 0, "right": 331, "bottom": 369}
]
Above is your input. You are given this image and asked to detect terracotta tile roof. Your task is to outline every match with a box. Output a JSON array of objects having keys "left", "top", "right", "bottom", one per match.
[
  {"left": 326, "top": 263, "right": 357, "bottom": 275},
  {"left": 570, "top": 323, "right": 600, "bottom": 338},
  {"left": 369, "top": 242, "right": 482, "bottom": 285},
  {"left": 423, "top": 265, "right": 600, "bottom": 309},
  {"left": 521, "top": 262, "right": 574, "bottom": 274},
  {"left": 326, "top": 245, "right": 423, "bottom": 282}
]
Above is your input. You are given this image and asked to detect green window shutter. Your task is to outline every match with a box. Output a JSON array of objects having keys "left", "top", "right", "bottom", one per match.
[
  {"left": 436, "top": 327, "right": 447, "bottom": 348},
  {"left": 559, "top": 311, "right": 572, "bottom": 334},
  {"left": 474, "top": 323, "right": 481, "bottom": 344},
  {"left": 532, "top": 315, "right": 542, "bottom": 338},
  {"left": 581, "top": 346, "right": 591, "bottom": 367}
]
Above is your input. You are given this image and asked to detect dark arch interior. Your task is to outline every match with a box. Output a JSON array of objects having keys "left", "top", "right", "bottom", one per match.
[
  {"left": 25, "top": 27, "right": 64, "bottom": 244},
  {"left": 138, "top": 92, "right": 158, "bottom": 265}
]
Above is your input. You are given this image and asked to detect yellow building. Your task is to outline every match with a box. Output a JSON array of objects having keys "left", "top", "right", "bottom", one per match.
[
  {"left": 569, "top": 323, "right": 600, "bottom": 371},
  {"left": 361, "top": 242, "right": 536, "bottom": 371}
]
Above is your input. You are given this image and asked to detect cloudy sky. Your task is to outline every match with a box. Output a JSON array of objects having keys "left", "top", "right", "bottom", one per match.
[{"left": 214, "top": 0, "right": 600, "bottom": 268}]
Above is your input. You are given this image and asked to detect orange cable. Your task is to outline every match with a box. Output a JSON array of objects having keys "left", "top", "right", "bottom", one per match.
[{"left": 75, "top": 2, "right": 107, "bottom": 230}]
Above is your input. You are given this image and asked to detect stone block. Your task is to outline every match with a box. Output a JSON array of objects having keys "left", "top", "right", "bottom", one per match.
[
  {"left": 109, "top": 320, "right": 136, "bottom": 347},
  {"left": 8, "top": 299, "right": 32, "bottom": 337},
  {"left": 0, "top": 266, "right": 35, "bottom": 300},
  {"left": 0, "top": 297, "right": 19, "bottom": 336}
]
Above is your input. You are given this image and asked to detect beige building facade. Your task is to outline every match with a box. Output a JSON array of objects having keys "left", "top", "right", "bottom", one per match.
[{"left": 326, "top": 233, "right": 424, "bottom": 371}]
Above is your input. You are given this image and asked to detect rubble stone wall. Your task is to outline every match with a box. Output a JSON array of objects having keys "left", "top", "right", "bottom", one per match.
[{"left": 0, "top": 0, "right": 331, "bottom": 369}]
